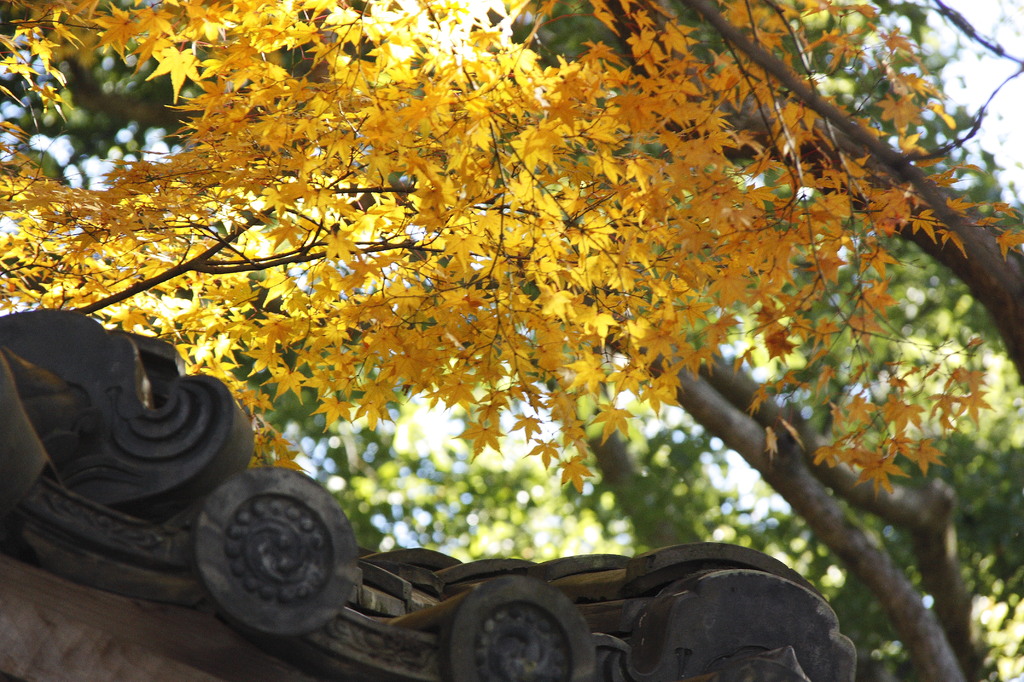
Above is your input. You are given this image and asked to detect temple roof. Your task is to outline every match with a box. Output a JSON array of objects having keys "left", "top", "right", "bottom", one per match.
[{"left": 0, "top": 311, "right": 856, "bottom": 681}]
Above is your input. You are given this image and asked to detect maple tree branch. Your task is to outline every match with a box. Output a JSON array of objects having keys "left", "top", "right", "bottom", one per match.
[
  {"left": 898, "top": 223, "right": 1024, "bottom": 377},
  {"left": 72, "top": 229, "right": 244, "bottom": 315},
  {"left": 195, "top": 251, "right": 324, "bottom": 274},
  {"left": 677, "top": 0, "right": 914, "bottom": 177},
  {"left": 700, "top": 359, "right": 953, "bottom": 531},
  {"left": 589, "top": 432, "right": 688, "bottom": 549},
  {"left": 193, "top": 239, "right": 440, "bottom": 274},
  {"left": 320, "top": 185, "right": 417, "bottom": 195},
  {"left": 931, "top": 0, "right": 1024, "bottom": 63},
  {"left": 677, "top": 0, "right": 1024, "bottom": 381},
  {"left": 594, "top": 4, "right": 987, "bottom": 676},
  {"left": 673, "top": 369, "right": 967, "bottom": 682}
]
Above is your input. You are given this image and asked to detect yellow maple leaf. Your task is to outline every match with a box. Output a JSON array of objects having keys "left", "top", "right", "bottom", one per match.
[
  {"left": 996, "top": 229, "right": 1024, "bottom": 258},
  {"left": 147, "top": 44, "right": 201, "bottom": 103},
  {"left": 592, "top": 406, "right": 632, "bottom": 444},
  {"left": 560, "top": 455, "right": 592, "bottom": 493}
]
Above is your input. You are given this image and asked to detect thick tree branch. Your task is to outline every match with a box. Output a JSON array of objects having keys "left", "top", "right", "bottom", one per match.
[
  {"left": 63, "top": 59, "right": 186, "bottom": 132},
  {"left": 589, "top": 433, "right": 682, "bottom": 548},
  {"left": 592, "top": 3, "right": 992, "bottom": 677},
  {"left": 899, "top": 224, "right": 1024, "bottom": 378},
  {"left": 674, "top": 370, "right": 967, "bottom": 682},
  {"left": 677, "top": 0, "right": 1024, "bottom": 380},
  {"left": 589, "top": 431, "right": 637, "bottom": 487},
  {"left": 911, "top": 519, "right": 985, "bottom": 676},
  {"left": 701, "top": 359, "right": 952, "bottom": 531}
]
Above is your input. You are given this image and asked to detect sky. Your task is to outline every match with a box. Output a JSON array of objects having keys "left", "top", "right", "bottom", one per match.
[{"left": 933, "top": 1, "right": 1024, "bottom": 200}]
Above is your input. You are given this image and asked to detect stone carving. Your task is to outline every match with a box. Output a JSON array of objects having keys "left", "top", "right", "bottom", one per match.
[
  {"left": 225, "top": 494, "right": 332, "bottom": 603},
  {"left": 623, "top": 542, "right": 820, "bottom": 597},
  {"left": 439, "top": 575, "right": 596, "bottom": 682},
  {"left": 12, "top": 476, "right": 203, "bottom": 605},
  {"left": 193, "top": 467, "right": 360, "bottom": 636},
  {"left": 19, "top": 477, "right": 184, "bottom": 562},
  {"left": 0, "top": 350, "right": 50, "bottom": 517},
  {"left": 678, "top": 646, "right": 814, "bottom": 681},
  {"left": 593, "top": 633, "right": 632, "bottom": 682},
  {"left": 305, "top": 609, "right": 441, "bottom": 680},
  {"left": 0, "top": 310, "right": 254, "bottom": 519},
  {"left": 627, "top": 569, "right": 855, "bottom": 681},
  {"left": 474, "top": 601, "right": 570, "bottom": 681}
]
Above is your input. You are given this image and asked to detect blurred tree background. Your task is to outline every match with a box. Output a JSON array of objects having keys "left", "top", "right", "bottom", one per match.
[{"left": 2, "top": 1, "right": 1022, "bottom": 680}]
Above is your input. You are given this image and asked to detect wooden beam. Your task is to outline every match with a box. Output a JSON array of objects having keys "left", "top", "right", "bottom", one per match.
[{"left": 0, "top": 555, "right": 318, "bottom": 682}]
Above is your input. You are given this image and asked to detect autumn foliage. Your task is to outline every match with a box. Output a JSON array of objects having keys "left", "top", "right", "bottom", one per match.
[{"left": 1, "top": 0, "right": 1009, "bottom": 490}]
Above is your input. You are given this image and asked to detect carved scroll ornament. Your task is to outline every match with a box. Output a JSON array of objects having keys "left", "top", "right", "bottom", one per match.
[{"left": 0, "top": 310, "right": 253, "bottom": 519}]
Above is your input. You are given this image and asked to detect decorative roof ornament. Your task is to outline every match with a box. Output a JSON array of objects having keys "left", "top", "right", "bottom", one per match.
[
  {"left": 0, "top": 310, "right": 253, "bottom": 518},
  {"left": 0, "top": 310, "right": 856, "bottom": 681}
]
